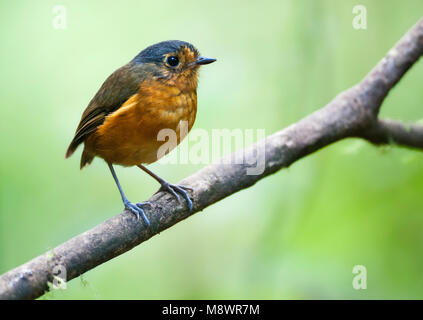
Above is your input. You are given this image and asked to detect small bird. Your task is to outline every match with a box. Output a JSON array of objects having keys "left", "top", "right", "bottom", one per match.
[{"left": 66, "top": 40, "right": 216, "bottom": 225}]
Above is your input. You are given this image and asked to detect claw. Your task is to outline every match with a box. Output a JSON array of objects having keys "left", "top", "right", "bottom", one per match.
[
  {"left": 160, "top": 182, "right": 193, "bottom": 211},
  {"left": 136, "top": 201, "right": 152, "bottom": 208},
  {"left": 178, "top": 185, "right": 193, "bottom": 192},
  {"left": 124, "top": 200, "right": 150, "bottom": 226}
]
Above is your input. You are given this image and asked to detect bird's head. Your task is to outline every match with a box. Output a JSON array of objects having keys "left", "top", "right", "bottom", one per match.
[{"left": 131, "top": 40, "right": 215, "bottom": 88}]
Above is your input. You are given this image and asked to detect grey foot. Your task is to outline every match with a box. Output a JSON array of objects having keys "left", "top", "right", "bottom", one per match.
[
  {"left": 160, "top": 183, "right": 193, "bottom": 211},
  {"left": 124, "top": 200, "right": 151, "bottom": 225}
]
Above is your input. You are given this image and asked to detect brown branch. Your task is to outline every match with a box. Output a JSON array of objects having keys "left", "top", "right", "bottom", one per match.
[
  {"left": 1, "top": 18, "right": 423, "bottom": 300},
  {"left": 359, "top": 118, "right": 423, "bottom": 149}
]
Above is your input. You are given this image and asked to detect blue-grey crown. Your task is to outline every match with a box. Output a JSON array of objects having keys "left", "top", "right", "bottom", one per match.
[{"left": 132, "top": 40, "right": 196, "bottom": 64}]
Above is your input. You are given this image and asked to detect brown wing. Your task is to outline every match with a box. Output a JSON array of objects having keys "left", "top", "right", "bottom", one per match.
[{"left": 66, "top": 62, "right": 144, "bottom": 158}]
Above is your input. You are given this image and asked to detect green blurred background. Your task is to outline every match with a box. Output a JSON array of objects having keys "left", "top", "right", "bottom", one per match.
[{"left": 1, "top": 0, "right": 423, "bottom": 299}]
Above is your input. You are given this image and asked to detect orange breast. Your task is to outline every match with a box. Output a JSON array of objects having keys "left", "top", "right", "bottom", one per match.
[{"left": 85, "top": 79, "right": 197, "bottom": 166}]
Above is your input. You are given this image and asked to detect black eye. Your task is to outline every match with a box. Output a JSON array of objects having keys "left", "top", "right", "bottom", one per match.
[{"left": 167, "top": 56, "right": 179, "bottom": 67}]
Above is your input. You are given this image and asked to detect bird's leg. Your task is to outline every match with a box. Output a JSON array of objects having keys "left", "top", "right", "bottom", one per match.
[
  {"left": 108, "top": 163, "right": 151, "bottom": 225},
  {"left": 137, "top": 164, "right": 193, "bottom": 211}
]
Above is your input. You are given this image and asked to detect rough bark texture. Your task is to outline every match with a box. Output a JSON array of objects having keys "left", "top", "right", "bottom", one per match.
[{"left": 1, "top": 18, "right": 423, "bottom": 300}]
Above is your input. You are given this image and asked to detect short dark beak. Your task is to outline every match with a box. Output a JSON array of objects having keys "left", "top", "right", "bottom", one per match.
[{"left": 196, "top": 56, "right": 216, "bottom": 65}]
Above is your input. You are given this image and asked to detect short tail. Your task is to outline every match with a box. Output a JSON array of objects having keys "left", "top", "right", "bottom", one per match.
[
  {"left": 65, "top": 140, "right": 78, "bottom": 159},
  {"left": 80, "top": 149, "right": 94, "bottom": 169},
  {"left": 66, "top": 138, "right": 94, "bottom": 170}
]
